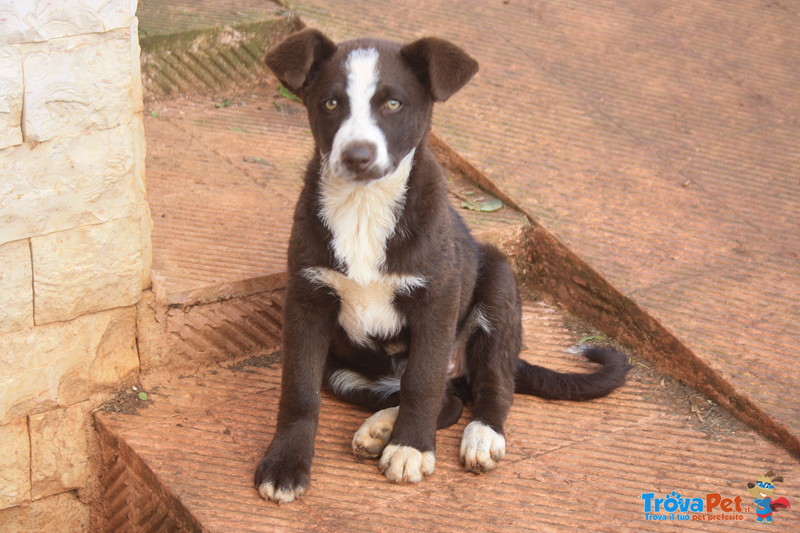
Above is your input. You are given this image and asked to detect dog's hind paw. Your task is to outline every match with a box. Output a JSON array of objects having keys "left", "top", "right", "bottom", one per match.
[
  {"left": 379, "top": 444, "right": 435, "bottom": 483},
  {"left": 352, "top": 407, "right": 399, "bottom": 459},
  {"left": 460, "top": 421, "right": 506, "bottom": 473}
]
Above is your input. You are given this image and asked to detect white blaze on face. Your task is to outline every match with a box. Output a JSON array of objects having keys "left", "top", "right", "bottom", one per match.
[
  {"left": 315, "top": 48, "right": 422, "bottom": 348},
  {"left": 329, "top": 48, "right": 390, "bottom": 176}
]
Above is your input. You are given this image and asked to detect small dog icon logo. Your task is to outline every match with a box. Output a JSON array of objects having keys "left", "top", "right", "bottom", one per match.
[{"left": 747, "top": 471, "right": 791, "bottom": 523}]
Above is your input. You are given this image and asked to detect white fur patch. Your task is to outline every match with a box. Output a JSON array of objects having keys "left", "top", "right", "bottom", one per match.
[
  {"left": 314, "top": 49, "right": 420, "bottom": 347},
  {"left": 329, "top": 48, "right": 390, "bottom": 177},
  {"left": 379, "top": 444, "right": 435, "bottom": 483},
  {"left": 319, "top": 150, "right": 415, "bottom": 285},
  {"left": 303, "top": 264, "right": 424, "bottom": 346},
  {"left": 471, "top": 304, "right": 493, "bottom": 334},
  {"left": 352, "top": 406, "right": 399, "bottom": 458},
  {"left": 257, "top": 481, "right": 306, "bottom": 504},
  {"left": 460, "top": 421, "right": 506, "bottom": 473},
  {"left": 329, "top": 369, "right": 401, "bottom": 403}
]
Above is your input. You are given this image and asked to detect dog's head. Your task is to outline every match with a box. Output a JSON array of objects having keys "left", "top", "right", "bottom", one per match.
[{"left": 265, "top": 29, "right": 478, "bottom": 183}]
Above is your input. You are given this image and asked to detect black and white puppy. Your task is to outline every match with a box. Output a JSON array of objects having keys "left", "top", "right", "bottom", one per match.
[{"left": 255, "top": 28, "right": 629, "bottom": 503}]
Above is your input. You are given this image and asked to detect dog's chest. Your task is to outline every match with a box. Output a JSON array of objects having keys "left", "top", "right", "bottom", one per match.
[
  {"left": 308, "top": 156, "right": 423, "bottom": 346},
  {"left": 304, "top": 267, "right": 423, "bottom": 346}
]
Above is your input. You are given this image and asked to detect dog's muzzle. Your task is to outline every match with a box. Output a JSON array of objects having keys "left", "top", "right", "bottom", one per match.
[
  {"left": 334, "top": 141, "right": 389, "bottom": 182},
  {"left": 341, "top": 142, "right": 377, "bottom": 176}
]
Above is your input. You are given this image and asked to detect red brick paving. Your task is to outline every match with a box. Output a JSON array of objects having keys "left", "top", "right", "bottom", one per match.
[
  {"left": 145, "top": 86, "right": 525, "bottom": 297},
  {"left": 99, "top": 299, "right": 800, "bottom": 531},
  {"left": 291, "top": 0, "right": 800, "bottom": 452},
  {"left": 121, "top": 0, "right": 800, "bottom": 530}
]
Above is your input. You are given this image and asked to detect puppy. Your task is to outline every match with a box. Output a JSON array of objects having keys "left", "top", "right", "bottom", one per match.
[{"left": 255, "top": 28, "right": 629, "bottom": 503}]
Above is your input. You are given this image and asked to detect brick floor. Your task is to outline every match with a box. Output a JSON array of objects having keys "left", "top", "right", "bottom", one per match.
[
  {"left": 98, "top": 298, "right": 800, "bottom": 531},
  {"left": 289, "top": 0, "right": 800, "bottom": 451},
  {"left": 117, "top": 0, "right": 800, "bottom": 530}
]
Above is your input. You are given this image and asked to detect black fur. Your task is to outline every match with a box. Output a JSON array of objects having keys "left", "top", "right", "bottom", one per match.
[{"left": 254, "top": 28, "right": 629, "bottom": 502}]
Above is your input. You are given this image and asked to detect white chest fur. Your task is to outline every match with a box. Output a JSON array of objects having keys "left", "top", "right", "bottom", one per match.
[
  {"left": 312, "top": 151, "right": 423, "bottom": 346},
  {"left": 304, "top": 267, "right": 424, "bottom": 346},
  {"left": 319, "top": 151, "right": 414, "bottom": 284}
]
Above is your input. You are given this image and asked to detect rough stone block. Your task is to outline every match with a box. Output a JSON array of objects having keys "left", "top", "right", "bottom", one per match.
[
  {"left": 130, "top": 17, "right": 144, "bottom": 114},
  {"left": 0, "top": 307, "right": 139, "bottom": 425},
  {"left": 0, "top": 123, "right": 145, "bottom": 245},
  {"left": 130, "top": 114, "right": 150, "bottom": 223},
  {"left": 29, "top": 402, "right": 91, "bottom": 500},
  {"left": 22, "top": 28, "right": 136, "bottom": 142},
  {"left": 0, "top": 45, "right": 23, "bottom": 149},
  {"left": 0, "top": 239, "right": 33, "bottom": 334},
  {"left": 0, "top": 418, "right": 30, "bottom": 510},
  {"left": 31, "top": 215, "right": 149, "bottom": 325},
  {"left": 0, "top": 0, "right": 135, "bottom": 45},
  {"left": 0, "top": 491, "right": 90, "bottom": 531},
  {"left": 138, "top": 202, "right": 154, "bottom": 291}
]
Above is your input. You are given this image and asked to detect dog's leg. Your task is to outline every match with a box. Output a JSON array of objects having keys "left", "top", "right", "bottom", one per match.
[
  {"left": 254, "top": 278, "right": 337, "bottom": 503},
  {"left": 376, "top": 301, "right": 459, "bottom": 483},
  {"left": 461, "top": 245, "right": 521, "bottom": 473}
]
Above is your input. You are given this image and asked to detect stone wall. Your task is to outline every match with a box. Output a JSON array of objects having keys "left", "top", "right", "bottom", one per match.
[{"left": 0, "top": 1, "right": 150, "bottom": 530}]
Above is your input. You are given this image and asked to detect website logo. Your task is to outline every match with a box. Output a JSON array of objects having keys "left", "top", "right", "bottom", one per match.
[
  {"left": 746, "top": 470, "right": 791, "bottom": 523},
  {"left": 640, "top": 470, "right": 792, "bottom": 523},
  {"left": 640, "top": 491, "right": 748, "bottom": 523}
]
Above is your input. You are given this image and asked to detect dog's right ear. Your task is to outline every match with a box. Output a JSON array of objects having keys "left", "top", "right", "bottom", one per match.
[{"left": 265, "top": 28, "right": 337, "bottom": 98}]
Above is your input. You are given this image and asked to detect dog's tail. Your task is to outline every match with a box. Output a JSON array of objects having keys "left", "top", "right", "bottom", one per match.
[{"left": 514, "top": 345, "right": 631, "bottom": 401}]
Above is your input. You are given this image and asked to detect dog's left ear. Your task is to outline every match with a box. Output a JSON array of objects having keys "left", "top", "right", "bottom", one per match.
[{"left": 400, "top": 37, "right": 479, "bottom": 102}]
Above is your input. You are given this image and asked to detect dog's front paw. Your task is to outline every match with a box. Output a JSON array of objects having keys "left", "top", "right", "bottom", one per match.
[
  {"left": 378, "top": 444, "right": 435, "bottom": 483},
  {"left": 460, "top": 421, "right": 506, "bottom": 473},
  {"left": 352, "top": 407, "right": 399, "bottom": 459},
  {"left": 254, "top": 451, "right": 310, "bottom": 504}
]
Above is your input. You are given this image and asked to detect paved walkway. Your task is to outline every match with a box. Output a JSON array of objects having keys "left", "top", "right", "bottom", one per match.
[
  {"left": 120, "top": 1, "right": 800, "bottom": 530},
  {"left": 102, "top": 300, "right": 800, "bottom": 531},
  {"left": 290, "top": 0, "right": 799, "bottom": 451}
]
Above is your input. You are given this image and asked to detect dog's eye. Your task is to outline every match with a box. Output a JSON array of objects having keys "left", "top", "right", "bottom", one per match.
[
  {"left": 385, "top": 99, "right": 402, "bottom": 112},
  {"left": 323, "top": 99, "right": 339, "bottom": 111}
]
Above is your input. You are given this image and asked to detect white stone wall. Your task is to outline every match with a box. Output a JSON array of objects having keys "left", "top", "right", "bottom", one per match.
[{"left": 0, "top": 1, "right": 150, "bottom": 527}]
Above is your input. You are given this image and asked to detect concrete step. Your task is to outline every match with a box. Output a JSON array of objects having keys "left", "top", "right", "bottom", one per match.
[
  {"left": 97, "top": 295, "right": 800, "bottom": 531},
  {"left": 286, "top": 0, "right": 800, "bottom": 457},
  {"left": 137, "top": 0, "right": 298, "bottom": 101},
  {"left": 101, "top": 0, "right": 800, "bottom": 530}
]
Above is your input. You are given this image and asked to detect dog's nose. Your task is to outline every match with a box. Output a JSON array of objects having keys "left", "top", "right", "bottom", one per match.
[{"left": 341, "top": 142, "right": 376, "bottom": 174}]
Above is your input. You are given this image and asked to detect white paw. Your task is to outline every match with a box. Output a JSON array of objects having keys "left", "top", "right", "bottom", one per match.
[
  {"left": 352, "top": 407, "right": 399, "bottom": 458},
  {"left": 257, "top": 481, "right": 306, "bottom": 504},
  {"left": 378, "top": 444, "right": 435, "bottom": 483},
  {"left": 460, "top": 421, "right": 506, "bottom": 473}
]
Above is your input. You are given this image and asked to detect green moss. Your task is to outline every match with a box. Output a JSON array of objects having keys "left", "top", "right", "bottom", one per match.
[{"left": 139, "top": 16, "right": 301, "bottom": 99}]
